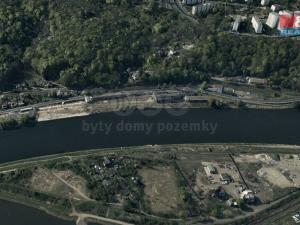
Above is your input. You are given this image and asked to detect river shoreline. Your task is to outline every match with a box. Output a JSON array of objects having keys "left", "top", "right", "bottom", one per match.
[
  {"left": 1, "top": 88, "right": 299, "bottom": 124},
  {"left": 36, "top": 95, "right": 300, "bottom": 122},
  {"left": 1, "top": 143, "right": 300, "bottom": 225}
]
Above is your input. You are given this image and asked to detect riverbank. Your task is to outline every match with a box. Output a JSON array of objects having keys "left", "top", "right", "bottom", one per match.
[
  {"left": 0, "top": 112, "right": 37, "bottom": 130},
  {"left": 1, "top": 88, "right": 300, "bottom": 123},
  {"left": 36, "top": 93, "right": 300, "bottom": 122},
  {"left": 1, "top": 143, "right": 300, "bottom": 225}
]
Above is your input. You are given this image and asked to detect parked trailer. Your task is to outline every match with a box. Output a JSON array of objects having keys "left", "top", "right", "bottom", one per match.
[{"left": 20, "top": 107, "right": 34, "bottom": 113}]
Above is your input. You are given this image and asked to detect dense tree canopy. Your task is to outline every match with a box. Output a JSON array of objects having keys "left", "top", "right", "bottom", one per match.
[
  {"left": 1, "top": 0, "right": 300, "bottom": 90},
  {"left": 0, "top": 0, "right": 47, "bottom": 88}
]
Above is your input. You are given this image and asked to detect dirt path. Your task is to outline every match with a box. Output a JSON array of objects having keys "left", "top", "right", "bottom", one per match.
[
  {"left": 71, "top": 212, "right": 134, "bottom": 225},
  {"left": 52, "top": 172, "right": 92, "bottom": 201},
  {"left": 76, "top": 217, "right": 87, "bottom": 225}
]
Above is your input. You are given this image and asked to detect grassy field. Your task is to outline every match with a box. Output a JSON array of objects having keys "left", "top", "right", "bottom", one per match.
[{"left": 139, "top": 166, "right": 185, "bottom": 217}]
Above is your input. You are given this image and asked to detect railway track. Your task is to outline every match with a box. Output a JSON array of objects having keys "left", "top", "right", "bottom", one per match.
[{"left": 245, "top": 191, "right": 300, "bottom": 225}]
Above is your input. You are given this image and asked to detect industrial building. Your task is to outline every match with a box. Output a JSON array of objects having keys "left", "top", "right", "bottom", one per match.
[
  {"left": 251, "top": 16, "right": 263, "bottom": 33},
  {"left": 184, "top": 96, "right": 208, "bottom": 104},
  {"left": 247, "top": 77, "right": 267, "bottom": 85},
  {"left": 152, "top": 91, "right": 184, "bottom": 103},
  {"left": 266, "top": 12, "right": 279, "bottom": 28}
]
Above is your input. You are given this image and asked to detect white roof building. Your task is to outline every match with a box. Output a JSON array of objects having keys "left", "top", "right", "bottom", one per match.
[
  {"left": 261, "top": 0, "right": 269, "bottom": 6},
  {"left": 252, "top": 16, "right": 263, "bottom": 33},
  {"left": 271, "top": 4, "right": 281, "bottom": 12},
  {"left": 240, "top": 189, "right": 255, "bottom": 203},
  {"left": 247, "top": 77, "right": 267, "bottom": 85},
  {"left": 232, "top": 17, "right": 242, "bottom": 32},
  {"left": 192, "top": 3, "right": 213, "bottom": 15},
  {"left": 266, "top": 12, "right": 279, "bottom": 28},
  {"left": 292, "top": 213, "right": 300, "bottom": 223}
]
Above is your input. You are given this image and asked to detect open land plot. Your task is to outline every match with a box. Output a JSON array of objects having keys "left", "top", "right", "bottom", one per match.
[
  {"left": 31, "top": 168, "right": 72, "bottom": 196},
  {"left": 234, "top": 153, "right": 300, "bottom": 203},
  {"left": 235, "top": 153, "right": 300, "bottom": 187},
  {"left": 53, "top": 170, "right": 90, "bottom": 200},
  {"left": 139, "top": 166, "right": 185, "bottom": 216},
  {"left": 257, "top": 167, "right": 293, "bottom": 188},
  {"left": 31, "top": 168, "right": 89, "bottom": 201},
  {"left": 37, "top": 101, "right": 89, "bottom": 121},
  {"left": 177, "top": 152, "right": 232, "bottom": 177},
  {"left": 177, "top": 152, "right": 243, "bottom": 198}
]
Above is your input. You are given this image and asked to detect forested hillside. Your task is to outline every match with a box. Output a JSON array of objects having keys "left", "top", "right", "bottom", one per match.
[{"left": 1, "top": 0, "right": 300, "bottom": 90}]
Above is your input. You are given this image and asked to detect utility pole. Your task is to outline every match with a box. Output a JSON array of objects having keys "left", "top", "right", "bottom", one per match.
[{"left": 225, "top": 0, "right": 227, "bottom": 18}]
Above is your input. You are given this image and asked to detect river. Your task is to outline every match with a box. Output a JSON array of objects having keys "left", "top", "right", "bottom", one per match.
[{"left": 0, "top": 108, "right": 299, "bottom": 224}]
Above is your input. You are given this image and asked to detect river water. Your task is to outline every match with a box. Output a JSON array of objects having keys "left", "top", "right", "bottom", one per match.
[{"left": 0, "top": 108, "right": 299, "bottom": 224}]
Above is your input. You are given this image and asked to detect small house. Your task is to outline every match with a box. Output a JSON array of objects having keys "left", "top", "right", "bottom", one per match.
[
  {"left": 232, "top": 19, "right": 241, "bottom": 32},
  {"left": 271, "top": 4, "right": 282, "bottom": 12},
  {"left": 84, "top": 95, "right": 93, "bottom": 103},
  {"left": 261, "top": 0, "right": 269, "bottom": 6},
  {"left": 240, "top": 189, "right": 255, "bottom": 203},
  {"left": 292, "top": 213, "right": 300, "bottom": 223},
  {"left": 103, "top": 157, "right": 111, "bottom": 167},
  {"left": 226, "top": 199, "right": 239, "bottom": 207},
  {"left": 207, "top": 164, "right": 217, "bottom": 174},
  {"left": 220, "top": 173, "right": 233, "bottom": 184}
]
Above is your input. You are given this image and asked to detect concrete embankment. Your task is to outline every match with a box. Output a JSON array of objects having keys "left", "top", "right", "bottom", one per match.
[{"left": 1, "top": 89, "right": 299, "bottom": 123}]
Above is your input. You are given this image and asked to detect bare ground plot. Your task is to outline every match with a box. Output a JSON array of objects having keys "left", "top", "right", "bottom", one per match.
[
  {"left": 54, "top": 170, "right": 90, "bottom": 201},
  {"left": 235, "top": 161, "right": 277, "bottom": 203},
  {"left": 234, "top": 154, "right": 300, "bottom": 203},
  {"left": 257, "top": 167, "right": 293, "bottom": 188},
  {"left": 37, "top": 97, "right": 154, "bottom": 122},
  {"left": 139, "top": 166, "right": 185, "bottom": 216},
  {"left": 200, "top": 161, "right": 243, "bottom": 199},
  {"left": 235, "top": 154, "right": 300, "bottom": 187},
  {"left": 31, "top": 168, "right": 89, "bottom": 201},
  {"left": 37, "top": 101, "right": 89, "bottom": 121},
  {"left": 177, "top": 152, "right": 243, "bottom": 198},
  {"left": 276, "top": 154, "right": 300, "bottom": 187},
  {"left": 177, "top": 152, "right": 232, "bottom": 178}
]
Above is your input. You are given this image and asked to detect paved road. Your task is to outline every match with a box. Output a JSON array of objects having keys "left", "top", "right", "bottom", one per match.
[
  {"left": 208, "top": 92, "right": 300, "bottom": 105},
  {"left": 166, "top": 0, "right": 199, "bottom": 23},
  {"left": 0, "top": 96, "right": 84, "bottom": 115}
]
